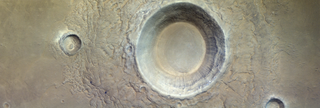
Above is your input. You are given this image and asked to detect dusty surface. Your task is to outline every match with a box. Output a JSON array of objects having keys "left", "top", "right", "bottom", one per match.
[
  {"left": 156, "top": 22, "right": 205, "bottom": 74},
  {"left": 0, "top": 0, "right": 319, "bottom": 108}
]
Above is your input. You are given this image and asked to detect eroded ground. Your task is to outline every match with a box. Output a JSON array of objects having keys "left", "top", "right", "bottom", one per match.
[{"left": 0, "top": 0, "right": 319, "bottom": 108}]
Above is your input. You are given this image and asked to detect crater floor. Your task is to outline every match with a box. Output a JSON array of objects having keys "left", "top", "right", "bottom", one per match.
[{"left": 0, "top": 0, "right": 319, "bottom": 108}]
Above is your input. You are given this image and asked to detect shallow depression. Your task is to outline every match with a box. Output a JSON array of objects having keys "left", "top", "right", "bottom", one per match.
[
  {"left": 266, "top": 98, "right": 284, "bottom": 108},
  {"left": 59, "top": 34, "right": 82, "bottom": 56}
]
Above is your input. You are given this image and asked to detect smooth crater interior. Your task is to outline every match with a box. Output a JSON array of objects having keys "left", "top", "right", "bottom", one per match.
[
  {"left": 136, "top": 2, "right": 225, "bottom": 98},
  {"left": 155, "top": 22, "right": 206, "bottom": 74}
]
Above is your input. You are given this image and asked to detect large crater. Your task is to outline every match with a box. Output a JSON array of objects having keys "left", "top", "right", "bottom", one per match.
[{"left": 136, "top": 3, "right": 225, "bottom": 99}]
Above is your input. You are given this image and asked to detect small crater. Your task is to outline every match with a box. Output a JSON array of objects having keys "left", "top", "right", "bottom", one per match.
[
  {"left": 3, "top": 102, "right": 10, "bottom": 108},
  {"left": 61, "top": 99, "right": 65, "bottom": 103},
  {"left": 139, "top": 86, "right": 146, "bottom": 92},
  {"left": 266, "top": 98, "right": 284, "bottom": 108},
  {"left": 176, "top": 102, "right": 182, "bottom": 108},
  {"left": 59, "top": 33, "right": 82, "bottom": 56},
  {"left": 125, "top": 44, "right": 134, "bottom": 55}
]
